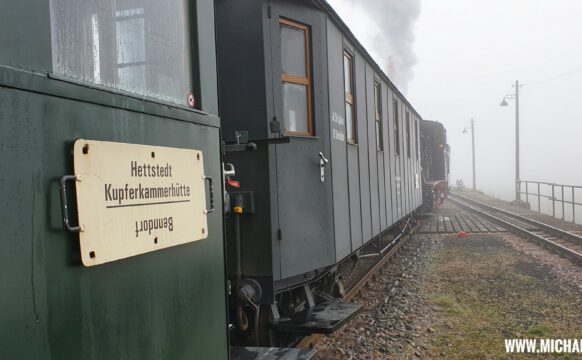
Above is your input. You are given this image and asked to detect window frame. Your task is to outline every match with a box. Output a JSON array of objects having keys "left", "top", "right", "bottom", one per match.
[
  {"left": 393, "top": 97, "right": 400, "bottom": 156},
  {"left": 280, "top": 18, "right": 314, "bottom": 137},
  {"left": 343, "top": 50, "right": 357, "bottom": 144},
  {"left": 374, "top": 80, "right": 383, "bottom": 151}
]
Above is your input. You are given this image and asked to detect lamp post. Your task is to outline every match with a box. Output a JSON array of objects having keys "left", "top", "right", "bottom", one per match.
[
  {"left": 500, "top": 80, "right": 522, "bottom": 201},
  {"left": 462, "top": 118, "right": 476, "bottom": 191}
]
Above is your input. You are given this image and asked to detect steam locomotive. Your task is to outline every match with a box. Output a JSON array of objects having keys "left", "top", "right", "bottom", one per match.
[{"left": 0, "top": 0, "right": 448, "bottom": 359}]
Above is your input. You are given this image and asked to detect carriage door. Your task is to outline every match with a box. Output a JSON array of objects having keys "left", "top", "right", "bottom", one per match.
[{"left": 274, "top": 17, "right": 333, "bottom": 279}]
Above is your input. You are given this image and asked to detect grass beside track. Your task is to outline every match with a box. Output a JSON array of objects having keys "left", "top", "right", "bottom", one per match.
[{"left": 423, "top": 234, "right": 582, "bottom": 359}]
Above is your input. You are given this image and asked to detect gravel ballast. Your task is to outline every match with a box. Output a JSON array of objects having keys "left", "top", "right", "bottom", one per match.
[{"left": 315, "top": 229, "right": 582, "bottom": 359}]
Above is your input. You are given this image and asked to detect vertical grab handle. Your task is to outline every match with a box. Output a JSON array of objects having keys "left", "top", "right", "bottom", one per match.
[
  {"left": 318, "top": 152, "right": 329, "bottom": 183},
  {"left": 59, "top": 175, "right": 82, "bottom": 233},
  {"left": 204, "top": 175, "right": 215, "bottom": 214}
]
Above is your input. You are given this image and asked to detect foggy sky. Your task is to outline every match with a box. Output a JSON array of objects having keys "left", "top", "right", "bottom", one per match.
[
  {"left": 328, "top": 0, "right": 420, "bottom": 92},
  {"left": 328, "top": 0, "right": 582, "bottom": 203}
]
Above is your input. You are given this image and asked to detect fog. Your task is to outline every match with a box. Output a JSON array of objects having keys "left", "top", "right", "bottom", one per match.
[
  {"left": 327, "top": 0, "right": 420, "bottom": 92},
  {"left": 328, "top": 0, "right": 582, "bottom": 204}
]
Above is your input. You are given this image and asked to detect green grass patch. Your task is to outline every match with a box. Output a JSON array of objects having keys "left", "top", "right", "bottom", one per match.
[
  {"left": 432, "top": 294, "right": 464, "bottom": 314},
  {"left": 422, "top": 235, "right": 582, "bottom": 359},
  {"left": 525, "top": 323, "right": 551, "bottom": 337}
]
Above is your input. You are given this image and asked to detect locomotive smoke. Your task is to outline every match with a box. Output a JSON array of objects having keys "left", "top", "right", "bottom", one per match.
[{"left": 331, "top": 0, "right": 421, "bottom": 93}]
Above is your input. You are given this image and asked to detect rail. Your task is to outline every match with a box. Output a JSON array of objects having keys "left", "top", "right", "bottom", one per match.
[
  {"left": 449, "top": 193, "right": 582, "bottom": 265},
  {"left": 517, "top": 180, "right": 582, "bottom": 224}
]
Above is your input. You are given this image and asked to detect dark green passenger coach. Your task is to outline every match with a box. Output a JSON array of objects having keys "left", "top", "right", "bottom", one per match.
[{"left": 0, "top": 0, "right": 228, "bottom": 358}]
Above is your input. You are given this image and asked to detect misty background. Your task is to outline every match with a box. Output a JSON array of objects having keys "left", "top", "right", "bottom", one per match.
[{"left": 328, "top": 0, "right": 582, "bottom": 220}]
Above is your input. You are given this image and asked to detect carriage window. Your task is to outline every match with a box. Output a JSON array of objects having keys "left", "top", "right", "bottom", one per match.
[
  {"left": 280, "top": 19, "right": 313, "bottom": 136},
  {"left": 344, "top": 51, "right": 356, "bottom": 144},
  {"left": 406, "top": 110, "right": 411, "bottom": 158},
  {"left": 374, "top": 81, "right": 383, "bottom": 151},
  {"left": 393, "top": 98, "right": 400, "bottom": 155},
  {"left": 50, "top": 0, "right": 193, "bottom": 106}
]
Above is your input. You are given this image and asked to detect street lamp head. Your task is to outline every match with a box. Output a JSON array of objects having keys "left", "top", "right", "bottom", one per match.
[
  {"left": 462, "top": 128, "right": 467, "bottom": 134},
  {"left": 499, "top": 99, "right": 509, "bottom": 106}
]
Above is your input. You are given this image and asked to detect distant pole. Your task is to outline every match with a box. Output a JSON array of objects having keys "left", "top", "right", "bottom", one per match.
[
  {"left": 500, "top": 81, "right": 522, "bottom": 201},
  {"left": 471, "top": 118, "right": 476, "bottom": 191},
  {"left": 515, "top": 80, "right": 520, "bottom": 201}
]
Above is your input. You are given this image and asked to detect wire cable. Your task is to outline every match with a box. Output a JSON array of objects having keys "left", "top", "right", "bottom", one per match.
[{"left": 524, "top": 65, "right": 582, "bottom": 87}]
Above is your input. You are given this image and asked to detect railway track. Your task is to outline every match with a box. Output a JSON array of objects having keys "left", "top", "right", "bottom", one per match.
[
  {"left": 449, "top": 193, "right": 582, "bottom": 265},
  {"left": 296, "top": 222, "right": 416, "bottom": 350}
]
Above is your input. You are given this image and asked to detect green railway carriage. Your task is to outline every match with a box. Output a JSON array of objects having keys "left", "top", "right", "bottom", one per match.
[{"left": 0, "top": 0, "right": 228, "bottom": 358}]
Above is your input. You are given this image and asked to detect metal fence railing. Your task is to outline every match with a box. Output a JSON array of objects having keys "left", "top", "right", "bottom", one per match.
[{"left": 518, "top": 180, "right": 582, "bottom": 224}]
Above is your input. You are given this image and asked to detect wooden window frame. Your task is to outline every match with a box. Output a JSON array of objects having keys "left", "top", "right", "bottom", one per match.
[
  {"left": 343, "top": 50, "right": 356, "bottom": 144},
  {"left": 393, "top": 97, "right": 400, "bottom": 155},
  {"left": 280, "top": 18, "right": 313, "bottom": 136},
  {"left": 374, "top": 81, "right": 383, "bottom": 151}
]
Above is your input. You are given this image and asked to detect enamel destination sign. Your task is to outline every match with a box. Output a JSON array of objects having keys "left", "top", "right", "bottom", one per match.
[{"left": 73, "top": 139, "right": 208, "bottom": 266}]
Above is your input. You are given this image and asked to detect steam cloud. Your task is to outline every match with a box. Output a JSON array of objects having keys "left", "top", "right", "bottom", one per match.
[{"left": 328, "top": 0, "right": 421, "bottom": 93}]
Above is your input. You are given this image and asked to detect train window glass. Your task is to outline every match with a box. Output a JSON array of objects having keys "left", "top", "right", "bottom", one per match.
[
  {"left": 283, "top": 83, "right": 309, "bottom": 133},
  {"left": 281, "top": 25, "right": 306, "bottom": 78},
  {"left": 344, "top": 51, "right": 356, "bottom": 144},
  {"left": 50, "top": 0, "right": 193, "bottom": 106},
  {"left": 374, "top": 81, "right": 383, "bottom": 151},
  {"left": 116, "top": 8, "right": 146, "bottom": 92},
  {"left": 406, "top": 110, "right": 411, "bottom": 158},
  {"left": 345, "top": 102, "right": 353, "bottom": 141},
  {"left": 280, "top": 19, "right": 313, "bottom": 136},
  {"left": 393, "top": 98, "right": 400, "bottom": 155},
  {"left": 344, "top": 56, "right": 352, "bottom": 95}
]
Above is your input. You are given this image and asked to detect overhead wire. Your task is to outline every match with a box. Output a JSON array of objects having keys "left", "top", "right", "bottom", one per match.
[{"left": 523, "top": 65, "right": 582, "bottom": 87}]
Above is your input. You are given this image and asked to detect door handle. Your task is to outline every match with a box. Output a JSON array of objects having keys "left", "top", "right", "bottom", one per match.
[{"left": 318, "top": 152, "right": 328, "bottom": 182}]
